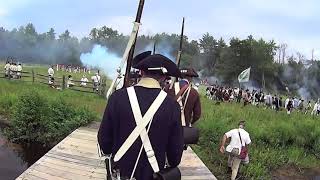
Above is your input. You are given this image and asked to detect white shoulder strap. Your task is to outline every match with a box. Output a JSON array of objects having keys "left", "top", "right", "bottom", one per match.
[
  {"left": 175, "top": 83, "right": 193, "bottom": 127},
  {"left": 174, "top": 82, "right": 180, "bottom": 95},
  {"left": 126, "top": 87, "right": 160, "bottom": 173},
  {"left": 114, "top": 87, "right": 167, "bottom": 169}
]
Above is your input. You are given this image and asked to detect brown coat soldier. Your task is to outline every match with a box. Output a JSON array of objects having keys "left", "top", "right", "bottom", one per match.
[{"left": 166, "top": 68, "right": 201, "bottom": 126}]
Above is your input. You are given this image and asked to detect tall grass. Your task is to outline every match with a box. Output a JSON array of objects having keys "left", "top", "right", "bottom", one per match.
[{"left": 193, "top": 96, "right": 320, "bottom": 179}]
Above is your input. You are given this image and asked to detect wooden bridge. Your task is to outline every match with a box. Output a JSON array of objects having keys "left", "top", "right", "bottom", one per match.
[{"left": 17, "top": 126, "right": 216, "bottom": 180}]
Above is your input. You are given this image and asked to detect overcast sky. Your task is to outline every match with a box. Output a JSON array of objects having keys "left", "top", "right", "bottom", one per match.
[{"left": 1, "top": 0, "right": 320, "bottom": 59}]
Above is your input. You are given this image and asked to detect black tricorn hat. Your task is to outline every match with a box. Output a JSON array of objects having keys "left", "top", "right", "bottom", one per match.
[
  {"left": 133, "top": 54, "right": 181, "bottom": 77},
  {"left": 132, "top": 51, "right": 152, "bottom": 67},
  {"left": 180, "top": 68, "right": 199, "bottom": 77}
]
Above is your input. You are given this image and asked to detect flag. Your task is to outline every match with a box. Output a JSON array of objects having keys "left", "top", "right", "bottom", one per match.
[{"left": 238, "top": 67, "right": 251, "bottom": 83}]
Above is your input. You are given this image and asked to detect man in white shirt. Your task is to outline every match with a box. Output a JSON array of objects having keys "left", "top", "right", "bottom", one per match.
[
  {"left": 17, "top": 63, "right": 22, "bottom": 79},
  {"left": 4, "top": 61, "right": 10, "bottom": 77},
  {"left": 80, "top": 75, "right": 89, "bottom": 86},
  {"left": 91, "top": 74, "right": 99, "bottom": 92},
  {"left": 48, "top": 66, "right": 54, "bottom": 77},
  {"left": 220, "top": 121, "right": 251, "bottom": 180},
  {"left": 96, "top": 72, "right": 101, "bottom": 84}
]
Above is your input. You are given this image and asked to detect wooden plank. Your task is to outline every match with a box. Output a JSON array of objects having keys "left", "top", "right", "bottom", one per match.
[
  {"left": 17, "top": 173, "right": 47, "bottom": 180},
  {"left": 21, "top": 169, "right": 68, "bottom": 180},
  {"left": 31, "top": 163, "right": 104, "bottom": 180},
  {"left": 38, "top": 157, "right": 106, "bottom": 174}
]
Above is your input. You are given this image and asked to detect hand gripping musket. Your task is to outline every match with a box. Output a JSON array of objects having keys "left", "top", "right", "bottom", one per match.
[
  {"left": 106, "top": 0, "right": 145, "bottom": 99},
  {"left": 169, "top": 17, "right": 185, "bottom": 89}
]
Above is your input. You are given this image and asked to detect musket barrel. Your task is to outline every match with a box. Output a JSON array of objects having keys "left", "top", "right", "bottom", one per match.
[
  {"left": 123, "top": 0, "right": 145, "bottom": 88},
  {"left": 177, "top": 17, "right": 185, "bottom": 68}
]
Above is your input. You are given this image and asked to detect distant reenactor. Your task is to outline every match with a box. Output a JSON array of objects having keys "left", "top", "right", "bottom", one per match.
[
  {"left": 67, "top": 75, "right": 75, "bottom": 88},
  {"left": 4, "top": 61, "right": 10, "bottom": 77},
  {"left": 98, "top": 54, "right": 184, "bottom": 180},
  {"left": 17, "top": 63, "right": 22, "bottom": 79},
  {"left": 91, "top": 73, "right": 100, "bottom": 92},
  {"left": 80, "top": 75, "right": 89, "bottom": 87},
  {"left": 10, "top": 63, "right": 17, "bottom": 79},
  {"left": 48, "top": 66, "right": 54, "bottom": 77}
]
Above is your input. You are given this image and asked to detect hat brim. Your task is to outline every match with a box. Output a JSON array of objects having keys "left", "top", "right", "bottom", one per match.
[{"left": 180, "top": 68, "right": 199, "bottom": 77}]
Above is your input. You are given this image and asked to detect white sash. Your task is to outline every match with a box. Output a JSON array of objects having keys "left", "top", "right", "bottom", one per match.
[
  {"left": 175, "top": 82, "right": 191, "bottom": 127},
  {"left": 114, "top": 87, "right": 167, "bottom": 173}
]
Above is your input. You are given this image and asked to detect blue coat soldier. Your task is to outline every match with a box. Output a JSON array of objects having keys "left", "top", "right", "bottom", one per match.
[{"left": 98, "top": 54, "right": 184, "bottom": 180}]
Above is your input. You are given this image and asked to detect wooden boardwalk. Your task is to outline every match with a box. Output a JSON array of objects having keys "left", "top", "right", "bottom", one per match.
[{"left": 17, "top": 127, "right": 216, "bottom": 180}]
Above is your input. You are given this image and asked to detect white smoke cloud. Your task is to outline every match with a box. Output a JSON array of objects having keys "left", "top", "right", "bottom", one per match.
[
  {"left": 80, "top": 44, "right": 121, "bottom": 79},
  {"left": 298, "top": 87, "right": 311, "bottom": 100},
  {"left": 139, "top": 41, "right": 176, "bottom": 62}
]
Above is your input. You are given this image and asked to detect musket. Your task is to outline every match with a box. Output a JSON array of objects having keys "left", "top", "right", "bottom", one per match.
[
  {"left": 153, "top": 40, "right": 156, "bottom": 55},
  {"left": 169, "top": 17, "right": 185, "bottom": 89},
  {"left": 122, "top": 0, "right": 145, "bottom": 88},
  {"left": 106, "top": 0, "right": 145, "bottom": 99}
]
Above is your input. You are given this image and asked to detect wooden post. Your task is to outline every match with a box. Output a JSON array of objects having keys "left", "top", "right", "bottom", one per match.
[
  {"left": 62, "top": 75, "right": 65, "bottom": 90},
  {"left": 32, "top": 70, "right": 35, "bottom": 83}
]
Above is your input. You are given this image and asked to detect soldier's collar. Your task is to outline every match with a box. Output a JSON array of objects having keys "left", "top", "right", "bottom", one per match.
[{"left": 136, "top": 78, "right": 161, "bottom": 89}]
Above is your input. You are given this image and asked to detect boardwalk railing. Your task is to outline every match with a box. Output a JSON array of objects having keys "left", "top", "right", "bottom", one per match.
[{"left": 1, "top": 70, "right": 107, "bottom": 96}]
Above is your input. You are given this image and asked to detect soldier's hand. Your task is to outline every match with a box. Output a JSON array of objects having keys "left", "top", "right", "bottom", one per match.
[{"left": 219, "top": 146, "right": 225, "bottom": 154}]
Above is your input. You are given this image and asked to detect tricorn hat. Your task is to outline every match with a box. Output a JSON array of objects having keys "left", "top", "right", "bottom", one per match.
[
  {"left": 132, "top": 51, "right": 152, "bottom": 67},
  {"left": 133, "top": 54, "right": 181, "bottom": 77},
  {"left": 180, "top": 68, "right": 199, "bottom": 77}
]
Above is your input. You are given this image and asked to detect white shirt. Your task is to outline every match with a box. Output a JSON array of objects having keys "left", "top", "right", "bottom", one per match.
[
  {"left": 4, "top": 63, "right": 10, "bottom": 71},
  {"left": 48, "top": 68, "right": 54, "bottom": 76},
  {"left": 285, "top": 98, "right": 290, "bottom": 109},
  {"left": 91, "top": 75, "right": 98, "bottom": 83},
  {"left": 17, "top": 65, "right": 22, "bottom": 71},
  {"left": 225, "top": 128, "right": 251, "bottom": 155},
  {"left": 10, "top": 65, "right": 15, "bottom": 71},
  {"left": 80, "top": 77, "right": 88, "bottom": 86},
  {"left": 97, "top": 75, "right": 101, "bottom": 83},
  {"left": 316, "top": 103, "right": 320, "bottom": 111}
]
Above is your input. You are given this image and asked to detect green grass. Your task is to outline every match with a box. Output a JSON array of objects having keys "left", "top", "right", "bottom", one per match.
[
  {"left": 193, "top": 94, "right": 320, "bottom": 179},
  {"left": 0, "top": 79, "right": 106, "bottom": 118}
]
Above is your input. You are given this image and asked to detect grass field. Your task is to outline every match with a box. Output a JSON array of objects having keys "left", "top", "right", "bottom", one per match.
[{"left": 193, "top": 94, "right": 320, "bottom": 179}]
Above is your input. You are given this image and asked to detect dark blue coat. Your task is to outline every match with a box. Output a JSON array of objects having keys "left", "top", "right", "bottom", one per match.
[{"left": 98, "top": 86, "right": 184, "bottom": 180}]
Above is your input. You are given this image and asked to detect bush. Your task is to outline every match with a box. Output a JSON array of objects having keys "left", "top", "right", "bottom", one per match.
[{"left": 5, "top": 90, "right": 98, "bottom": 146}]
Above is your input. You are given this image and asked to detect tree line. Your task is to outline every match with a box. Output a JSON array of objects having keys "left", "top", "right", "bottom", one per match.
[{"left": 1, "top": 23, "right": 319, "bottom": 98}]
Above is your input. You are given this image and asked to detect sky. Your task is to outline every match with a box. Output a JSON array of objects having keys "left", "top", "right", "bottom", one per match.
[{"left": 1, "top": 0, "right": 320, "bottom": 59}]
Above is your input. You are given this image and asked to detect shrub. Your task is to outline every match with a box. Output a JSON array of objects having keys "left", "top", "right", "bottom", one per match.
[{"left": 5, "top": 90, "right": 98, "bottom": 146}]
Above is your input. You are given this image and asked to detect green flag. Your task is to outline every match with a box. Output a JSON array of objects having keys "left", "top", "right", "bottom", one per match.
[{"left": 238, "top": 67, "right": 251, "bottom": 83}]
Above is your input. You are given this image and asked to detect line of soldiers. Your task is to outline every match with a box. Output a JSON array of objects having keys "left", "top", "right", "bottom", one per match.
[
  {"left": 4, "top": 61, "right": 23, "bottom": 79},
  {"left": 56, "top": 64, "right": 91, "bottom": 74},
  {"left": 98, "top": 52, "right": 201, "bottom": 180},
  {"left": 206, "top": 84, "right": 316, "bottom": 115}
]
